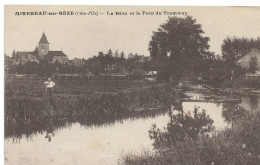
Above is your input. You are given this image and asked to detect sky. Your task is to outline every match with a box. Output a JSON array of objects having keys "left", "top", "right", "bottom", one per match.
[{"left": 4, "top": 6, "right": 260, "bottom": 59}]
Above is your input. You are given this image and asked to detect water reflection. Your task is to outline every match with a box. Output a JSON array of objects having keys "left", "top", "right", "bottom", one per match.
[
  {"left": 149, "top": 94, "right": 260, "bottom": 150},
  {"left": 183, "top": 93, "right": 260, "bottom": 128},
  {"left": 182, "top": 102, "right": 227, "bottom": 129},
  {"left": 5, "top": 107, "right": 168, "bottom": 141},
  {"left": 45, "top": 119, "right": 55, "bottom": 142},
  {"left": 240, "top": 95, "right": 260, "bottom": 113},
  {"left": 5, "top": 93, "right": 260, "bottom": 165},
  {"left": 5, "top": 119, "right": 71, "bottom": 143},
  {"left": 5, "top": 111, "right": 169, "bottom": 165}
]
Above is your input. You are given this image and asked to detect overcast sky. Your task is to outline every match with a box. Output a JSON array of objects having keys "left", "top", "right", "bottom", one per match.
[{"left": 4, "top": 6, "right": 260, "bottom": 59}]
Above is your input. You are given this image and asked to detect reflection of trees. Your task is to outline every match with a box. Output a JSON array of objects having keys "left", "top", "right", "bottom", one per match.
[
  {"left": 5, "top": 106, "right": 168, "bottom": 141},
  {"left": 149, "top": 106, "right": 214, "bottom": 149},
  {"left": 5, "top": 119, "right": 71, "bottom": 142},
  {"left": 222, "top": 102, "right": 247, "bottom": 124}
]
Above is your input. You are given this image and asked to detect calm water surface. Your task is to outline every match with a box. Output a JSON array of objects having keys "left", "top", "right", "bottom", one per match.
[
  {"left": 5, "top": 92, "right": 260, "bottom": 165},
  {"left": 5, "top": 114, "right": 169, "bottom": 165}
]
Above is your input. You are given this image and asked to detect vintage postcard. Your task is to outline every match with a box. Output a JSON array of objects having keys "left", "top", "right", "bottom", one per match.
[{"left": 4, "top": 5, "right": 260, "bottom": 165}]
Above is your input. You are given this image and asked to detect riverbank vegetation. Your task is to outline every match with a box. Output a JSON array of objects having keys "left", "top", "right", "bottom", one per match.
[
  {"left": 121, "top": 112, "right": 260, "bottom": 165},
  {"left": 5, "top": 78, "right": 159, "bottom": 97},
  {"left": 5, "top": 79, "right": 176, "bottom": 138}
]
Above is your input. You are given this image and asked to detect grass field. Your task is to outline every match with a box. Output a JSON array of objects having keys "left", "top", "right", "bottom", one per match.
[{"left": 5, "top": 78, "right": 160, "bottom": 97}]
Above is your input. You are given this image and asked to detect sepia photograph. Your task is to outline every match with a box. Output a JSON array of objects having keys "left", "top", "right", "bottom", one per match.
[{"left": 3, "top": 5, "right": 260, "bottom": 165}]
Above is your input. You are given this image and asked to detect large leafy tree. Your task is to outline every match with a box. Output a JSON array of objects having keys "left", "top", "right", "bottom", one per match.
[
  {"left": 221, "top": 36, "right": 260, "bottom": 63},
  {"left": 149, "top": 16, "right": 214, "bottom": 81}
]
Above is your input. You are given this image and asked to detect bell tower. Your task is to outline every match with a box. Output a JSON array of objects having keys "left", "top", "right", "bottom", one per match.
[{"left": 38, "top": 32, "right": 49, "bottom": 60}]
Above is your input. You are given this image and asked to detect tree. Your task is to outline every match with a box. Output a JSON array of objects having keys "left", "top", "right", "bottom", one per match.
[
  {"left": 106, "top": 49, "right": 113, "bottom": 58},
  {"left": 128, "top": 52, "right": 134, "bottom": 59},
  {"left": 104, "top": 49, "right": 114, "bottom": 74},
  {"left": 114, "top": 49, "right": 120, "bottom": 72},
  {"left": 98, "top": 51, "right": 104, "bottom": 57},
  {"left": 221, "top": 36, "right": 260, "bottom": 63},
  {"left": 149, "top": 16, "right": 214, "bottom": 81},
  {"left": 120, "top": 51, "right": 125, "bottom": 59},
  {"left": 114, "top": 49, "right": 119, "bottom": 58},
  {"left": 149, "top": 106, "right": 214, "bottom": 149},
  {"left": 12, "top": 49, "right": 16, "bottom": 59},
  {"left": 249, "top": 56, "right": 259, "bottom": 74}
]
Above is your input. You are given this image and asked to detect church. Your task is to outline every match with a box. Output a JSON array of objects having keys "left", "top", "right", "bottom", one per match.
[{"left": 14, "top": 33, "right": 69, "bottom": 65}]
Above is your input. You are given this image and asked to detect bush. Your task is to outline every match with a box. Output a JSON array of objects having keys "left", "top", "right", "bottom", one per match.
[
  {"left": 131, "top": 70, "right": 144, "bottom": 80},
  {"left": 157, "top": 69, "right": 170, "bottom": 82},
  {"left": 122, "top": 113, "right": 260, "bottom": 165}
]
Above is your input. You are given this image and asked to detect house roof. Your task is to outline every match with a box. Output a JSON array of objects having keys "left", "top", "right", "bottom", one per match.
[
  {"left": 38, "top": 33, "right": 49, "bottom": 44},
  {"left": 47, "top": 51, "right": 68, "bottom": 62},
  {"left": 34, "top": 46, "right": 39, "bottom": 52},
  {"left": 234, "top": 49, "right": 260, "bottom": 63},
  {"left": 16, "top": 51, "right": 34, "bottom": 56},
  {"left": 48, "top": 51, "right": 67, "bottom": 57},
  {"left": 143, "top": 56, "right": 151, "bottom": 61}
]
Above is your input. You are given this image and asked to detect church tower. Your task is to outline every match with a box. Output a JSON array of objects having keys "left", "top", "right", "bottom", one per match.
[{"left": 38, "top": 32, "right": 49, "bottom": 60}]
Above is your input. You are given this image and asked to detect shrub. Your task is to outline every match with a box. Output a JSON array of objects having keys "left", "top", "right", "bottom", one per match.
[
  {"left": 122, "top": 113, "right": 260, "bottom": 165},
  {"left": 131, "top": 70, "right": 144, "bottom": 80},
  {"left": 157, "top": 69, "right": 170, "bottom": 82}
]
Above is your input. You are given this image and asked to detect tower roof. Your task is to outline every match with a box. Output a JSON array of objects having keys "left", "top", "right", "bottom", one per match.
[{"left": 38, "top": 33, "right": 49, "bottom": 44}]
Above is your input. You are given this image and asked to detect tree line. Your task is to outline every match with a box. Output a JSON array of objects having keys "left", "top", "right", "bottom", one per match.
[
  {"left": 6, "top": 16, "right": 260, "bottom": 81},
  {"left": 6, "top": 49, "right": 153, "bottom": 75},
  {"left": 149, "top": 16, "right": 260, "bottom": 83}
]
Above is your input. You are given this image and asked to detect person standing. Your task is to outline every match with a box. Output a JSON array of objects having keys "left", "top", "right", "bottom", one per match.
[{"left": 44, "top": 78, "right": 55, "bottom": 96}]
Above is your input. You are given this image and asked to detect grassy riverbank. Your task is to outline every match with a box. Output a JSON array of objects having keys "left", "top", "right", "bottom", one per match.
[
  {"left": 121, "top": 113, "right": 260, "bottom": 165},
  {"left": 5, "top": 78, "right": 159, "bottom": 97},
  {"left": 5, "top": 79, "right": 176, "bottom": 137}
]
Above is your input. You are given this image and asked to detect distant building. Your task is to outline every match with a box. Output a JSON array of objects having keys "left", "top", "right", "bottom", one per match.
[
  {"left": 48, "top": 51, "right": 68, "bottom": 64},
  {"left": 235, "top": 49, "right": 260, "bottom": 68},
  {"left": 143, "top": 56, "right": 151, "bottom": 62},
  {"left": 135, "top": 55, "right": 144, "bottom": 62},
  {"left": 38, "top": 32, "right": 49, "bottom": 60},
  {"left": 128, "top": 53, "right": 135, "bottom": 59},
  {"left": 14, "top": 32, "right": 69, "bottom": 65},
  {"left": 235, "top": 49, "right": 260, "bottom": 78},
  {"left": 14, "top": 51, "right": 38, "bottom": 65},
  {"left": 4, "top": 55, "right": 13, "bottom": 67},
  {"left": 132, "top": 55, "right": 150, "bottom": 63}
]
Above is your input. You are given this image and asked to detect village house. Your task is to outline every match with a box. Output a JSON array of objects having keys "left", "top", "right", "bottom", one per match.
[
  {"left": 143, "top": 56, "right": 151, "bottom": 62},
  {"left": 135, "top": 55, "right": 144, "bottom": 62},
  {"left": 48, "top": 51, "right": 69, "bottom": 64},
  {"left": 235, "top": 49, "right": 260, "bottom": 68},
  {"left": 235, "top": 49, "right": 260, "bottom": 78},
  {"left": 128, "top": 54, "right": 146, "bottom": 63},
  {"left": 14, "top": 48, "right": 39, "bottom": 65},
  {"left": 4, "top": 55, "right": 13, "bottom": 67},
  {"left": 14, "top": 32, "right": 69, "bottom": 65}
]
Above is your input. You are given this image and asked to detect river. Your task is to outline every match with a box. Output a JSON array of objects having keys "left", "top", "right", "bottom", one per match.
[{"left": 4, "top": 92, "right": 260, "bottom": 165}]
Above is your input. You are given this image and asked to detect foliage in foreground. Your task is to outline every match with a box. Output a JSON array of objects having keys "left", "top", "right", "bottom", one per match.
[
  {"left": 121, "top": 113, "right": 260, "bottom": 165},
  {"left": 149, "top": 107, "right": 215, "bottom": 149}
]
